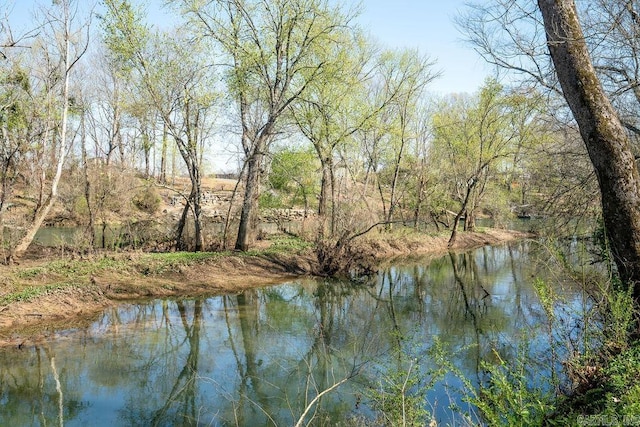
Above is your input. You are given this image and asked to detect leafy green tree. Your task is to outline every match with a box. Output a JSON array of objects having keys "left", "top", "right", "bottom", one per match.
[
  {"left": 176, "top": 0, "right": 359, "bottom": 251},
  {"left": 376, "top": 49, "right": 438, "bottom": 226},
  {"left": 102, "top": 0, "right": 217, "bottom": 251},
  {"left": 431, "top": 79, "right": 542, "bottom": 245},
  {"left": 267, "top": 145, "right": 319, "bottom": 213},
  {"left": 289, "top": 28, "right": 377, "bottom": 234}
]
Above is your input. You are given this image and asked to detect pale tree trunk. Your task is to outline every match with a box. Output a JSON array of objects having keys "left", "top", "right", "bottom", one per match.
[
  {"left": 539, "top": 0, "right": 640, "bottom": 302},
  {"left": 13, "top": 9, "right": 73, "bottom": 259},
  {"left": 107, "top": 85, "right": 119, "bottom": 167}
]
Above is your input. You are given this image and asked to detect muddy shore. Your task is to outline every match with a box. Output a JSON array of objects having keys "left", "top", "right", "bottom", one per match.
[{"left": 0, "top": 228, "right": 532, "bottom": 347}]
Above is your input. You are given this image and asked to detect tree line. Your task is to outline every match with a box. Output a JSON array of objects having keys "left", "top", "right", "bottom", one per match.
[{"left": 1, "top": 0, "right": 632, "bottom": 296}]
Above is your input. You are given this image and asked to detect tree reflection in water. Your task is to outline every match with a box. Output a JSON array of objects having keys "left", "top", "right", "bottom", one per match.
[{"left": 0, "top": 241, "right": 593, "bottom": 425}]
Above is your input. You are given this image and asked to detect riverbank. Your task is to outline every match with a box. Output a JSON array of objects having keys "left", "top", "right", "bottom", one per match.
[{"left": 0, "top": 228, "right": 531, "bottom": 347}]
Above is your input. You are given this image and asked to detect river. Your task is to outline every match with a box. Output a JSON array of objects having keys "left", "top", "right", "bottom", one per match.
[{"left": 0, "top": 239, "right": 594, "bottom": 426}]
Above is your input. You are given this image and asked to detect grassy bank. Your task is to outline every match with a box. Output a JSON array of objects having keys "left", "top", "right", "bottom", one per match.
[
  {"left": 1, "top": 227, "right": 639, "bottom": 424},
  {"left": 0, "top": 228, "right": 529, "bottom": 346}
]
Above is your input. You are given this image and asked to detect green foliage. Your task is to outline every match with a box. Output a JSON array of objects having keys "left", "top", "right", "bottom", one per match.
[
  {"left": 267, "top": 146, "right": 319, "bottom": 208},
  {"left": 533, "top": 278, "right": 557, "bottom": 322},
  {"left": 529, "top": 237, "right": 640, "bottom": 425},
  {"left": 555, "top": 342, "right": 640, "bottom": 424},
  {"left": 100, "top": 0, "right": 149, "bottom": 74},
  {"left": 73, "top": 195, "right": 90, "bottom": 216},
  {"left": 13, "top": 257, "right": 129, "bottom": 282},
  {"left": 138, "top": 251, "right": 227, "bottom": 274},
  {"left": 416, "top": 327, "right": 557, "bottom": 426},
  {"left": 600, "top": 343, "right": 640, "bottom": 415},
  {"left": 259, "top": 191, "right": 285, "bottom": 209},
  {"left": 142, "top": 251, "right": 225, "bottom": 264},
  {"left": 469, "top": 349, "right": 555, "bottom": 426},
  {"left": 366, "top": 336, "right": 445, "bottom": 427},
  {"left": 602, "top": 284, "right": 636, "bottom": 351},
  {"left": 242, "top": 235, "right": 312, "bottom": 259},
  {"left": 429, "top": 79, "right": 547, "bottom": 227},
  {"left": 264, "top": 235, "right": 312, "bottom": 252},
  {"left": 0, "top": 283, "right": 75, "bottom": 305},
  {"left": 0, "top": 66, "right": 30, "bottom": 131},
  {"left": 51, "top": 257, "right": 126, "bottom": 276}
]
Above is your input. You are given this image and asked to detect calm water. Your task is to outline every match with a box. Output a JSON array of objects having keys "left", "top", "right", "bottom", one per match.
[{"left": 0, "top": 240, "right": 592, "bottom": 426}]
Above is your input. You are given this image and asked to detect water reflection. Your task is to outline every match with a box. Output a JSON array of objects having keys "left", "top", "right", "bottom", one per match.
[{"left": 0, "top": 241, "right": 591, "bottom": 426}]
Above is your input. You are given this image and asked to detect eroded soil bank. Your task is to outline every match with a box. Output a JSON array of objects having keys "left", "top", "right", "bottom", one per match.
[{"left": 0, "top": 228, "right": 531, "bottom": 347}]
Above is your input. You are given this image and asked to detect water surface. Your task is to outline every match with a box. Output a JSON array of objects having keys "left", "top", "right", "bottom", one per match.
[{"left": 0, "top": 240, "right": 590, "bottom": 426}]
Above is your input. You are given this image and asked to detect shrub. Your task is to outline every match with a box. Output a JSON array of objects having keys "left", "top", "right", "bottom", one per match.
[{"left": 132, "top": 186, "right": 162, "bottom": 214}]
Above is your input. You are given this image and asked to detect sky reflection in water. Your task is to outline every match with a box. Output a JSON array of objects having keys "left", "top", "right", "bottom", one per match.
[{"left": 0, "top": 240, "right": 593, "bottom": 426}]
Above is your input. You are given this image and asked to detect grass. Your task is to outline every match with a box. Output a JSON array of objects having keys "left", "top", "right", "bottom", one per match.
[
  {"left": 141, "top": 251, "right": 229, "bottom": 264},
  {"left": 246, "top": 235, "right": 313, "bottom": 256},
  {"left": 6, "top": 235, "right": 311, "bottom": 288},
  {"left": 136, "top": 251, "right": 230, "bottom": 275},
  {"left": 15, "top": 256, "right": 130, "bottom": 279},
  {"left": 0, "top": 283, "right": 76, "bottom": 305}
]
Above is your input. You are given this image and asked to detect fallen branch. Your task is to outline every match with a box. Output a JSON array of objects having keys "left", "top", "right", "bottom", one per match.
[{"left": 293, "top": 376, "right": 350, "bottom": 427}]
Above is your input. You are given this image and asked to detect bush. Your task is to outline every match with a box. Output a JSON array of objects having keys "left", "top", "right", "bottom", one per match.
[
  {"left": 132, "top": 186, "right": 162, "bottom": 214},
  {"left": 259, "top": 191, "right": 285, "bottom": 209}
]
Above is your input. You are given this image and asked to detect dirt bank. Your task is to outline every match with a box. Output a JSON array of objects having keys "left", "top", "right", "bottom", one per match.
[{"left": 0, "top": 228, "right": 531, "bottom": 347}]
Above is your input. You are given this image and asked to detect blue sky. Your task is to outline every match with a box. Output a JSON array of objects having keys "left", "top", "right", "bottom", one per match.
[
  {"left": 6, "top": 0, "right": 490, "bottom": 94},
  {"left": 356, "top": 0, "right": 490, "bottom": 94}
]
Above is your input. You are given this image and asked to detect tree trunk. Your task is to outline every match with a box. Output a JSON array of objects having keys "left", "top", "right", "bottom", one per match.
[
  {"left": 222, "top": 160, "right": 246, "bottom": 250},
  {"left": 235, "top": 149, "right": 264, "bottom": 251},
  {"left": 387, "top": 118, "right": 408, "bottom": 227},
  {"left": 316, "top": 156, "right": 338, "bottom": 236},
  {"left": 465, "top": 210, "right": 476, "bottom": 232},
  {"left": 14, "top": 12, "right": 73, "bottom": 258},
  {"left": 539, "top": 0, "right": 640, "bottom": 302},
  {"left": 318, "top": 157, "right": 331, "bottom": 217},
  {"left": 81, "top": 113, "right": 95, "bottom": 248},
  {"left": 160, "top": 122, "right": 168, "bottom": 184},
  {"left": 144, "top": 144, "right": 150, "bottom": 179},
  {"left": 190, "top": 162, "right": 203, "bottom": 252},
  {"left": 175, "top": 198, "right": 190, "bottom": 251},
  {"left": 449, "top": 180, "right": 475, "bottom": 247},
  {"left": 413, "top": 167, "right": 427, "bottom": 229},
  {"left": 101, "top": 220, "right": 107, "bottom": 249}
]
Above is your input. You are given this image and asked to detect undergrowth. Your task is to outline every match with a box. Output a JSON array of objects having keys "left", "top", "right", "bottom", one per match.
[{"left": 0, "top": 283, "right": 77, "bottom": 305}]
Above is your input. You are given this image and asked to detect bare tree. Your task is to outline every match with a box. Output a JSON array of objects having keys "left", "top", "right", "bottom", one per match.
[
  {"left": 538, "top": 0, "right": 640, "bottom": 302},
  {"left": 13, "top": 0, "right": 92, "bottom": 259},
  {"left": 102, "top": 1, "right": 217, "bottom": 251}
]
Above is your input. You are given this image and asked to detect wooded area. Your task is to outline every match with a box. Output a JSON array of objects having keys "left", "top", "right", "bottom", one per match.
[
  {"left": 0, "top": 0, "right": 638, "bottom": 303},
  {"left": 3, "top": 1, "right": 640, "bottom": 424}
]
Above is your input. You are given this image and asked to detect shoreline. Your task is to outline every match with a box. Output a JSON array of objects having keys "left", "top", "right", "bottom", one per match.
[{"left": 0, "top": 228, "right": 532, "bottom": 347}]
